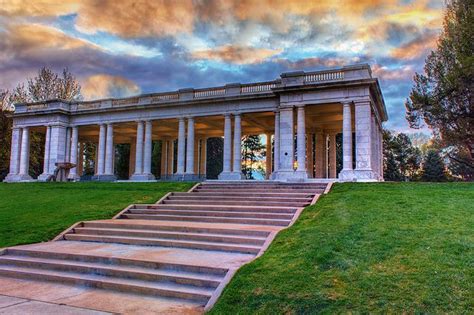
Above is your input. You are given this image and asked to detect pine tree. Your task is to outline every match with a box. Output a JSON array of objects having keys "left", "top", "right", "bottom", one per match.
[{"left": 422, "top": 150, "right": 447, "bottom": 182}]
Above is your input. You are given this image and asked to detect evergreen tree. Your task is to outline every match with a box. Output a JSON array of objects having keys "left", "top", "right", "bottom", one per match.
[
  {"left": 115, "top": 144, "right": 130, "bottom": 180},
  {"left": 405, "top": 0, "right": 473, "bottom": 164},
  {"left": 241, "top": 135, "right": 265, "bottom": 179},
  {"left": 206, "top": 137, "right": 223, "bottom": 179},
  {"left": 422, "top": 150, "right": 447, "bottom": 182}
]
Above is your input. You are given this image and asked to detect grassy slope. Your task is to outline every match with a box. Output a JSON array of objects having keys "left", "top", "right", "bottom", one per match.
[
  {"left": 210, "top": 183, "right": 474, "bottom": 314},
  {"left": 0, "top": 182, "right": 193, "bottom": 248}
]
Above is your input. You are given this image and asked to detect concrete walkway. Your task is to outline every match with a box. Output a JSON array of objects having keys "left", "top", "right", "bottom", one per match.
[{"left": 0, "top": 182, "right": 328, "bottom": 314}]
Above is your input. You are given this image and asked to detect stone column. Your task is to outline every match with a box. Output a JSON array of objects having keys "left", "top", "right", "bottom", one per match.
[
  {"left": 104, "top": 123, "right": 115, "bottom": 177},
  {"left": 273, "top": 107, "right": 294, "bottom": 180},
  {"left": 38, "top": 126, "right": 52, "bottom": 181},
  {"left": 296, "top": 106, "right": 307, "bottom": 179},
  {"left": 219, "top": 114, "right": 232, "bottom": 179},
  {"left": 68, "top": 126, "right": 80, "bottom": 180},
  {"left": 142, "top": 120, "right": 155, "bottom": 180},
  {"left": 322, "top": 134, "right": 328, "bottom": 178},
  {"left": 354, "top": 101, "right": 377, "bottom": 181},
  {"left": 18, "top": 127, "right": 32, "bottom": 180},
  {"left": 129, "top": 141, "right": 136, "bottom": 178},
  {"left": 160, "top": 140, "right": 167, "bottom": 178},
  {"left": 49, "top": 125, "right": 67, "bottom": 176},
  {"left": 97, "top": 124, "right": 106, "bottom": 176},
  {"left": 167, "top": 140, "right": 175, "bottom": 176},
  {"left": 176, "top": 118, "right": 186, "bottom": 176},
  {"left": 315, "top": 132, "right": 324, "bottom": 178},
  {"left": 5, "top": 127, "right": 22, "bottom": 181},
  {"left": 78, "top": 142, "right": 84, "bottom": 176},
  {"left": 265, "top": 134, "right": 272, "bottom": 179},
  {"left": 193, "top": 139, "right": 199, "bottom": 174},
  {"left": 339, "top": 102, "right": 354, "bottom": 180},
  {"left": 131, "top": 121, "right": 147, "bottom": 180},
  {"left": 65, "top": 127, "right": 71, "bottom": 162},
  {"left": 272, "top": 111, "right": 280, "bottom": 177},
  {"left": 306, "top": 134, "right": 314, "bottom": 178},
  {"left": 379, "top": 126, "right": 384, "bottom": 180},
  {"left": 185, "top": 117, "right": 195, "bottom": 178},
  {"left": 199, "top": 138, "right": 207, "bottom": 178},
  {"left": 231, "top": 114, "right": 243, "bottom": 178},
  {"left": 329, "top": 133, "right": 337, "bottom": 178}
]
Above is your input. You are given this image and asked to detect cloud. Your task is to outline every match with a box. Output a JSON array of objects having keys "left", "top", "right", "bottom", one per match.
[
  {"left": 390, "top": 33, "right": 438, "bottom": 60},
  {"left": 74, "top": 0, "right": 195, "bottom": 37},
  {"left": 82, "top": 74, "right": 141, "bottom": 100},
  {"left": 191, "top": 45, "right": 282, "bottom": 64},
  {"left": 0, "top": 0, "right": 78, "bottom": 17},
  {"left": 372, "top": 64, "right": 416, "bottom": 81},
  {"left": 0, "top": 23, "right": 96, "bottom": 59}
]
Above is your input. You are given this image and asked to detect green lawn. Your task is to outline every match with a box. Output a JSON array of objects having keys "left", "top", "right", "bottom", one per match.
[
  {"left": 0, "top": 182, "right": 193, "bottom": 248},
  {"left": 210, "top": 183, "right": 474, "bottom": 314}
]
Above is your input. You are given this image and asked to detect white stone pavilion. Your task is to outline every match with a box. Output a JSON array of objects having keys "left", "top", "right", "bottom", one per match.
[{"left": 4, "top": 64, "right": 387, "bottom": 182}]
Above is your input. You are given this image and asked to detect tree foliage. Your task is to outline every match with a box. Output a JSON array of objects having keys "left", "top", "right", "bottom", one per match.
[
  {"left": 383, "top": 130, "right": 423, "bottom": 181},
  {"left": 405, "top": 0, "right": 473, "bottom": 162},
  {"left": 422, "top": 150, "right": 447, "bottom": 181},
  {"left": 0, "top": 67, "right": 82, "bottom": 180},
  {"left": 242, "top": 135, "right": 265, "bottom": 179}
]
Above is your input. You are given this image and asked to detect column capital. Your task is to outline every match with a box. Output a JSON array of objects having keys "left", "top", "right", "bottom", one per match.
[
  {"left": 296, "top": 104, "right": 305, "bottom": 108},
  {"left": 223, "top": 113, "right": 231, "bottom": 118},
  {"left": 341, "top": 100, "right": 353, "bottom": 106}
]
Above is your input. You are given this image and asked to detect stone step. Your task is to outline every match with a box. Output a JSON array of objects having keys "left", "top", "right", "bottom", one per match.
[
  {"left": 73, "top": 227, "right": 267, "bottom": 245},
  {"left": 83, "top": 221, "right": 270, "bottom": 237},
  {"left": 201, "top": 182, "right": 327, "bottom": 187},
  {"left": 122, "top": 213, "right": 291, "bottom": 226},
  {"left": 195, "top": 189, "right": 321, "bottom": 194},
  {"left": 0, "top": 265, "right": 213, "bottom": 304},
  {"left": 135, "top": 204, "right": 297, "bottom": 214},
  {"left": 5, "top": 248, "right": 228, "bottom": 276},
  {"left": 171, "top": 192, "right": 315, "bottom": 198},
  {"left": 0, "top": 255, "right": 222, "bottom": 288},
  {"left": 127, "top": 209, "right": 294, "bottom": 220},
  {"left": 65, "top": 234, "right": 262, "bottom": 254},
  {"left": 162, "top": 199, "right": 309, "bottom": 207},
  {"left": 168, "top": 195, "right": 312, "bottom": 203}
]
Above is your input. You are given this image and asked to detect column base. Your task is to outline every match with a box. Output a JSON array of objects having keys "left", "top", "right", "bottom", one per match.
[
  {"left": 218, "top": 171, "right": 244, "bottom": 180},
  {"left": 339, "top": 169, "right": 379, "bottom": 182},
  {"left": 3, "top": 174, "right": 34, "bottom": 182},
  {"left": 37, "top": 173, "right": 54, "bottom": 182},
  {"left": 353, "top": 169, "right": 379, "bottom": 182},
  {"left": 129, "top": 173, "right": 155, "bottom": 181},
  {"left": 67, "top": 173, "right": 81, "bottom": 182},
  {"left": 92, "top": 174, "right": 117, "bottom": 182},
  {"left": 338, "top": 169, "right": 355, "bottom": 181},
  {"left": 271, "top": 170, "right": 307, "bottom": 181}
]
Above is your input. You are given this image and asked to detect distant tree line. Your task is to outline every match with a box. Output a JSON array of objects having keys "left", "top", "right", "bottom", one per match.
[{"left": 383, "top": 129, "right": 472, "bottom": 182}]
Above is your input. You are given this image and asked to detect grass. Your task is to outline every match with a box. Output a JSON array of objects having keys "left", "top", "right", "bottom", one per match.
[
  {"left": 210, "top": 183, "right": 474, "bottom": 314},
  {"left": 0, "top": 182, "right": 194, "bottom": 248}
]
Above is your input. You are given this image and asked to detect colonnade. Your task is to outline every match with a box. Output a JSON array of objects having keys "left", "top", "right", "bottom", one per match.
[{"left": 5, "top": 101, "right": 384, "bottom": 182}]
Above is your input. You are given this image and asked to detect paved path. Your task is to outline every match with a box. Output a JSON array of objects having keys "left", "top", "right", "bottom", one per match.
[{"left": 0, "top": 182, "right": 327, "bottom": 314}]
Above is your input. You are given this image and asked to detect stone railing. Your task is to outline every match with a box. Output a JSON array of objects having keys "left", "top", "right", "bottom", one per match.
[
  {"left": 150, "top": 92, "right": 179, "bottom": 102},
  {"left": 194, "top": 87, "right": 226, "bottom": 98},
  {"left": 18, "top": 64, "right": 372, "bottom": 113},
  {"left": 241, "top": 81, "right": 277, "bottom": 94},
  {"left": 304, "top": 69, "right": 344, "bottom": 83}
]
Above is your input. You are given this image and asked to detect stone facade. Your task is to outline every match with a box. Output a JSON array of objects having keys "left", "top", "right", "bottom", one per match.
[{"left": 4, "top": 64, "right": 388, "bottom": 182}]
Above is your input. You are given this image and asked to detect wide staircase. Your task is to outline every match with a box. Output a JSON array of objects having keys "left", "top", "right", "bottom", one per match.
[{"left": 0, "top": 181, "right": 327, "bottom": 313}]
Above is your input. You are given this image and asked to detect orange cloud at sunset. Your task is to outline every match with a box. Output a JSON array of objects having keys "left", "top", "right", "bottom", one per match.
[
  {"left": 82, "top": 74, "right": 140, "bottom": 100},
  {"left": 390, "top": 33, "right": 438, "bottom": 60},
  {"left": 192, "top": 46, "right": 282, "bottom": 64}
]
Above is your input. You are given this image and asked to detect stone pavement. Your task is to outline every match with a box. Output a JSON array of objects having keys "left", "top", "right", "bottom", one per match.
[{"left": 0, "top": 182, "right": 328, "bottom": 314}]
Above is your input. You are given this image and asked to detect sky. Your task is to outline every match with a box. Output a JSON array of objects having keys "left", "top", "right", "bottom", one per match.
[{"left": 0, "top": 0, "right": 445, "bottom": 132}]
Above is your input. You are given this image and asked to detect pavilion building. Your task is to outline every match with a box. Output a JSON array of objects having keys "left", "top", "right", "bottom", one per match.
[{"left": 4, "top": 64, "right": 387, "bottom": 182}]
